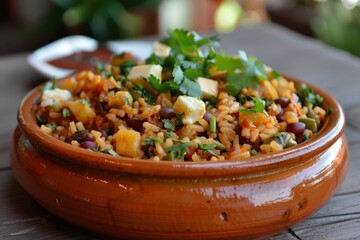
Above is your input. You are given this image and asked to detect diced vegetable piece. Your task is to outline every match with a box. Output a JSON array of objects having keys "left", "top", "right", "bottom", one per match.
[
  {"left": 108, "top": 91, "right": 133, "bottom": 108},
  {"left": 265, "top": 132, "right": 297, "bottom": 149},
  {"left": 153, "top": 42, "right": 171, "bottom": 58},
  {"left": 173, "top": 96, "right": 206, "bottom": 124},
  {"left": 113, "top": 128, "right": 142, "bottom": 157},
  {"left": 196, "top": 77, "right": 219, "bottom": 99},
  {"left": 68, "top": 100, "right": 96, "bottom": 122},
  {"left": 40, "top": 88, "right": 72, "bottom": 108},
  {"left": 299, "top": 117, "right": 317, "bottom": 133},
  {"left": 127, "top": 64, "right": 163, "bottom": 91}
]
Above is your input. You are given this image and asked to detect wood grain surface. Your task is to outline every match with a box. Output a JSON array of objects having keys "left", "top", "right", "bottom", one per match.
[{"left": 1, "top": 23, "right": 360, "bottom": 239}]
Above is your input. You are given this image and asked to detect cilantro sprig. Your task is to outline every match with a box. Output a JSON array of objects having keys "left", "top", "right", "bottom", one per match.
[
  {"left": 240, "top": 97, "right": 268, "bottom": 115},
  {"left": 145, "top": 29, "right": 270, "bottom": 98},
  {"left": 221, "top": 51, "right": 268, "bottom": 96}
]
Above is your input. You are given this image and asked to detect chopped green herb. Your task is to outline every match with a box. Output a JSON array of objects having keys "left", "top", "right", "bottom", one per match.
[
  {"left": 100, "top": 149, "right": 120, "bottom": 157},
  {"left": 326, "top": 107, "right": 334, "bottom": 116},
  {"left": 165, "top": 141, "right": 193, "bottom": 160},
  {"left": 220, "top": 51, "right": 267, "bottom": 96},
  {"left": 147, "top": 74, "right": 178, "bottom": 93},
  {"left": 62, "top": 108, "right": 72, "bottom": 117},
  {"left": 272, "top": 70, "right": 281, "bottom": 79},
  {"left": 41, "top": 79, "right": 59, "bottom": 92},
  {"left": 206, "top": 96, "right": 218, "bottom": 108},
  {"left": 144, "top": 137, "right": 164, "bottom": 146},
  {"left": 197, "top": 143, "right": 219, "bottom": 157},
  {"left": 79, "top": 99, "right": 91, "bottom": 107},
  {"left": 296, "top": 87, "right": 323, "bottom": 107},
  {"left": 240, "top": 97, "right": 268, "bottom": 115},
  {"left": 162, "top": 119, "right": 174, "bottom": 130},
  {"left": 173, "top": 63, "right": 202, "bottom": 98},
  {"left": 210, "top": 116, "right": 217, "bottom": 133},
  {"left": 119, "top": 60, "right": 137, "bottom": 76},
  {"left": 45, "top": 122, "right": 57, "bottom": 131},
  {"left": 130, "top": 84, "right": 155, "bottom": 105}
]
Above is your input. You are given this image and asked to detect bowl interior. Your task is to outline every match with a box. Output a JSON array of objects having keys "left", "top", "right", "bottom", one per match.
[{"left": 17, "top": 75, "right": 345, "bottom": 177}]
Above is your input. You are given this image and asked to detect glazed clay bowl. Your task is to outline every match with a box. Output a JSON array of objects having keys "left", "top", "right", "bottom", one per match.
[{"left": 11, "top": 75, "right": 348, "bottom": 240}]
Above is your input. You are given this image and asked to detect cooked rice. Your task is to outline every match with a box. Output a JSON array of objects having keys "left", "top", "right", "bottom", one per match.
[{"left": 34, "top": 37, "right": 329, "bottom": 162}]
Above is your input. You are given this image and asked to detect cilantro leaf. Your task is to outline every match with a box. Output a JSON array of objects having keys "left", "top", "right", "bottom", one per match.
[
  {"left": 296, "top": 87, "right": 323, "bottom": 107},
  {"left": 62, "top": 108, "right": 72, "bottom": 117},
  {"left": 240, "top": 97, "right": 268, "bottom": 115},
  {"left": 100, "top": 149, "right": 120, "bottom": 157},
  {"left": 197, "top": 143, "right": 219, "bottom": 157},
  {"left": 165, "top": 141, "right": 193, "bottom": 160},
  {"left": 172, "top": 64, "right": 202, "bottom": 98},
  {"left": 147, "top": 74, "right": 178, "bottom": 93},
  {"left": 41, "top": 79, "right": 59, "bottom": 92},
  {"left": 162, "top": 119, "right": 174, "bottom": 130},
  {"left": 144, "top": 137, "right": 164, "bottom": 146},
  {"left": 223, "top": 51, "right": 267, "bottom": 96}
]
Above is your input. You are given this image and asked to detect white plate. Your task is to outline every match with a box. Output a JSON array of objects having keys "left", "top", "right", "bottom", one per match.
[{"left": 27, "top": 35, "right": 153, "bottom": 79}]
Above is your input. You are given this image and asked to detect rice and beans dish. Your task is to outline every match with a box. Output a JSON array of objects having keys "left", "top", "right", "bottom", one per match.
[{"left": 36, "top": 30, "right": 330, "bottom": 161}]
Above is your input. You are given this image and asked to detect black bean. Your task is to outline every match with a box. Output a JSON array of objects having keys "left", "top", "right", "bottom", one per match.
[
  {"left": 286, "top": 122, "right": 306, "bottom": 135},
  {"left": 83, "top": 132, "right": 94, "bottom": 141},
  {"left": 276, "top": 108, "right": 284, "bottom": 122},
  {"left": 203, "top": 111, "right": 214, "bottom": 122},
  {"left": 275, "top": 97, "right": 290, "bottom": 108},
  {"left": 100, "top": 130, "right": 108, "bottom": 139},
  {"left": 126, "top": 119, "right": 143, "bottom": 132},
  {"left": 72, "top": 130, "right": 91, "bottom": 142},
  {"left": 80, "top": 141, "right": 98, "bottom": 150},
  {"left": 159, "top": 107, "right": 176, "bottom": 119}
]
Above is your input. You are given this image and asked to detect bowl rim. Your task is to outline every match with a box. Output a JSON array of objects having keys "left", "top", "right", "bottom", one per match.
[{"left": 16, "top": 74, "right": 345, "bottom": 177}]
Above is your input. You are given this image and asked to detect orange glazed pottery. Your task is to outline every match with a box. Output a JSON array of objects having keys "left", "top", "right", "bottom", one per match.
[{"left": 11, "top": 76, "right": 348, "bottom": 240}]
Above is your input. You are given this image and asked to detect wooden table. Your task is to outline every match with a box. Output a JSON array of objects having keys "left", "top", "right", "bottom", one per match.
[{"left": 1, "top": 23, "right": 360, "bottom": 239}]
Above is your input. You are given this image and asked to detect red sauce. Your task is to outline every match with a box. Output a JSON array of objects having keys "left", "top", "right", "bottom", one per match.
[{"left": 47, "top": 49, "right": 114, "bottom": 70}]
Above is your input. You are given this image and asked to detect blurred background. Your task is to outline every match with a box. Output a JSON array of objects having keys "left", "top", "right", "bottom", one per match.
[{"left": 1, "top": 0, "right": 360, "bottom": 57}]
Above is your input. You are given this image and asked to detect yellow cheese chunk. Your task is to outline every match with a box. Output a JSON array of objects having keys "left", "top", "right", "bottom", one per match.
[
  {"left": 68, "top": 100, "right": 96, "bottom": 123},
  {"left": 196, "top": 77, "right": 219, "bottom": 99},
  {"left": 113, "top": 128, "right": 143, "bottom": 158},
  {"left": 108, "top": 91, "right": 133, "bottom": 108}
]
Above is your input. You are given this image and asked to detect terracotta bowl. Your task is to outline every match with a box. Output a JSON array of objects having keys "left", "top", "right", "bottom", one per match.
[{"left": 11, "top": 76, "right": 348, "bottom": 240}]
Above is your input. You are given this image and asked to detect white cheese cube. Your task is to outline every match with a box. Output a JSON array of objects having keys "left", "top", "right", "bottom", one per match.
[
  {"left": 153, "top": 42, "right": 171, "bottom": 58},
  {"left": 128, "top": 64, "right": 162, "bottom": 82},
  {"left": 40, "top": 88, "right": 72, "bottom": 108},
  {"left": 196, "top": 77, "right": 219, "bottom": 99},
  {"left": 127, "top": 64, "right": 162, "bottom": 91},
  {"left": 173, "top": 96, "right": 206, "bottom": 125}
]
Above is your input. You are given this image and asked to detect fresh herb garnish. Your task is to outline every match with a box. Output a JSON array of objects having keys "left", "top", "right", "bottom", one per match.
[
  {"left": 144, "top": 137, "right": 164, "bottom": 146},
  {"left": 147, "top": 74, "right": 178, "bottom": 93},
  {"left": 240, "top": 97, "right": 268, "bottom": 115},
  {"left": 119, "top": 60, "right": 137, "bottom": 76},
  {"left": 162, "top": 119, "right": 174, "bottom": 130},
  {"left": 296, "top": 87, "right": 323, "bottom": 107},
  {"left": 326, "top": 107, "right": 334, "bottom": 116},
  {"left": 130, "top": 84, "right": 155, "bottom": 105},
  {"left": 197, "top": 143, "right": 219, "bottom": 157},
  {"left": 172, "top": 63, "right": 202, "bottom": 98},
  {"left": 41, "top": 79, "right": 59, "bottom": 92},
  {"left": 206, "top": 96, "right": 218, "bottom": 108},
  {"left": 165, "top": 141, "right": 193, "bottom": 160},
  {"left": 62, "top": 108, "right": 72, "bottom": 117},
  {"left": 79, "top": 99, "right": 91, "bottom": 107},
  {"left": 223, "top": 51, "right": 267, "bottom": 96},
  {"left": 100, "top": 149, "right": 119, "bottom": 157}
]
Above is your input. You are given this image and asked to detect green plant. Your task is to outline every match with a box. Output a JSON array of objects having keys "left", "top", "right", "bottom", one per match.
[{"left": 312, "top": 0, "right": 360, "bottom": 57}]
